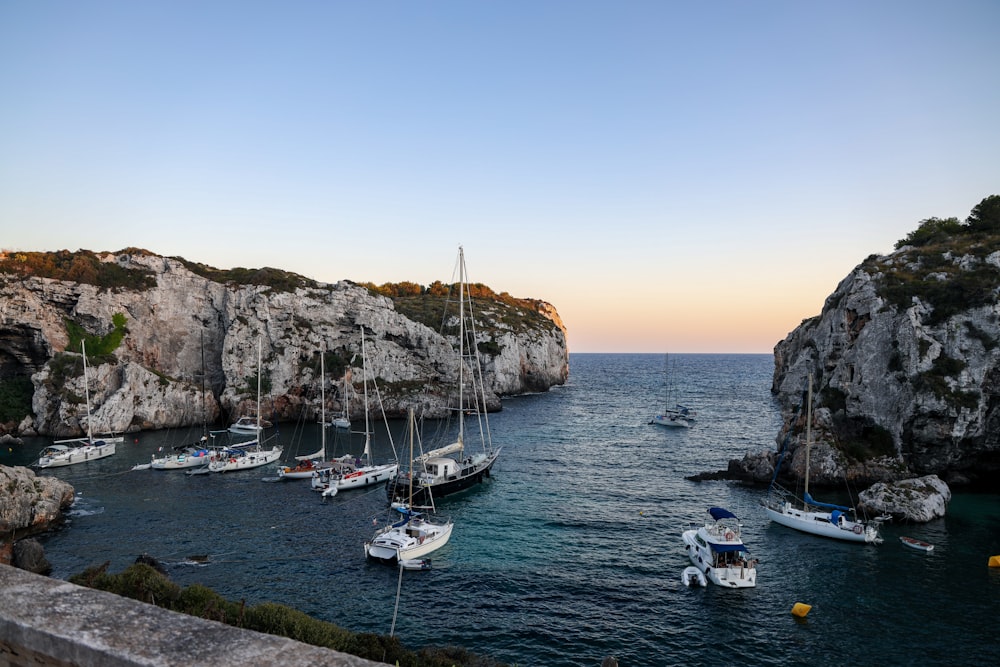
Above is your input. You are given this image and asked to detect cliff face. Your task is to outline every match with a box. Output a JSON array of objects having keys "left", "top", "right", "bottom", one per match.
[
  {"left": 772, "top": 243, "right": 1000, "bottom": 488},
  {"left": 0, "top": 250, "right": 569, "bottom": 436}
]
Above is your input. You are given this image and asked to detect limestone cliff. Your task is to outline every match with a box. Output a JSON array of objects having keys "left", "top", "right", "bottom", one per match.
[
  {"left": 770, "top": 200, "right": 1000, "bottom": 489},
  {"left": 0, "top": 249, "right": 568, "bottom": 436}
]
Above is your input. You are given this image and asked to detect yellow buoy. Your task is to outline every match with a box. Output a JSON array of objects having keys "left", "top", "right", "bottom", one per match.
[
  {"left": 791, "top": 603, "right": 812, "bottom": 618},
  {"left": 989, "top": 555, "right": 1000, "bottom": 568}
]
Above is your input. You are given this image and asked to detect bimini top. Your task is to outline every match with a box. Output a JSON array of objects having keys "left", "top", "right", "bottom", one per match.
[{"left": 709, "top": 507, "right": 738, "bottom": 521}]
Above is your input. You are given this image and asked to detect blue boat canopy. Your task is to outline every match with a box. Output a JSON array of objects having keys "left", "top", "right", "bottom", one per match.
[
  {"left": 830, "top": 509, "right": 843, "bottom": 526},
  {"left": 803, "top": 492, "right": 851, "bottom": 513},
  {"left": 709, "top": 507, "right": 738, "bottom": 521},
  {"left": 709, "top": 542, "right": 745, "bottom": 553}
]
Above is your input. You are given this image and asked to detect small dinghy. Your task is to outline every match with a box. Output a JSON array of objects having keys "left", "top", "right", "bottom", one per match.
[
  {"left": 682, "top": 566, "right": 707, "bottom": 587},
  {"left": 900, "top": 536, "right": 934, "bottom": 552},
  {"left": 130, "top": 462, "right": 151, "bottom": 471},
  {"left": 400, "top": 558, "right": 432, "bottom": 571}
]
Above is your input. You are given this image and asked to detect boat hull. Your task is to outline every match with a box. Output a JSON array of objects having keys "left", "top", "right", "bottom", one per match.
[
  {"left": 37, "top": 442, "right": 116, "bottom": 468},
  {"left": 386, "top": 449, "right": 500, "bottom": 505},
  {"left": 763, "top": 504, "right": 878, "bottom": 544},
  {"left": 365, "top": 520, "right": 453, "bottom": 564},
  {"left": 208, "top": 447, "right": 283, "bottom": 473},
  {"left": 335, "top": 463, "right": 399, "bottom": 491}
]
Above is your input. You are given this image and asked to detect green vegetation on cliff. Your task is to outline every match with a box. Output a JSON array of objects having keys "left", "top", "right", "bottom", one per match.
[
  {"left": 363, "top": 280, "right": 555, "bottom": 354},
  {"left": 174, "top": 258, "right": 318, "bottom": 293},
  {"left": 869, "top": 195, "right": 1000, "bottom": 326},
  {"left": 70, "top": 562, "right": 506, "bottom": 667}
]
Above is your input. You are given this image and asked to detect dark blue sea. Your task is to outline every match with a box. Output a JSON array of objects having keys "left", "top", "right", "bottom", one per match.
[{"left": 6, "top": 353, "right": 1000, "bottom": 666}]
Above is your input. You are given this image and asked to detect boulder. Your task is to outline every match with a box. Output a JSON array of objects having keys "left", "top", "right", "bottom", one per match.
[{"left": 858, "top": 474, "right": 951, "bottom": 522}]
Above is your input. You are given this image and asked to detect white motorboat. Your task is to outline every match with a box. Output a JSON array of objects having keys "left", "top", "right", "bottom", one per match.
[
  {"left": 682, "top": 507, "right": 757, "bottom": 588},
  {"left": 228, "top": 415, "right": 272, "bottom": 435},
  {"left": 761, "top": 374, "right": 883, "bottom": 544}
]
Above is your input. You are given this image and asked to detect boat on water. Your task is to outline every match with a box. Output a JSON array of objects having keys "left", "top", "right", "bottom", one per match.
[
  {"left": 900, "top": 536, "right": 934, "bottom": 552},
  {"left": 310, "top": 329, "right": 399, "bottom": 492},
  {"left": 210, "top": 338, "right": 282, "bottom": 472},
  {"left": 228, "top": 415, "right": 273, "bottom": 435},
  {"left": 761, "top": 374, "right": 884, "bottom": 544},
  {"left": 35, "top": 340, "right": 117, "bottom": 468},
  {"left": 366, "top": 409, "right": 453, "bottom": 565},
  {"left": 681, "top": 566, "right": 707, "bottom": 587},
  {"left": 682, "top": 507, "right": 757, "bottom": 588},
  {"left": 150, "top": 436, "right": 216, "bottom": 470},
  {"left": 278, "top": 343, "right": 338, "bottom": 480},
  {"left": 385, "top": 246, "right": 501, "bottom": 506},
  {"left": 650, "top": 354, "right": 695, "bottom": 428}
]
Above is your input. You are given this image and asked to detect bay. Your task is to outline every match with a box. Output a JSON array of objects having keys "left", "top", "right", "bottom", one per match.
[{"left": 5, "top": 353, "right": 1000, "bottom": 666}]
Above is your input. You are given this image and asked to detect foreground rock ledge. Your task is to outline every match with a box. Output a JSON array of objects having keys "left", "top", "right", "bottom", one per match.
[{"left": 0, "top": 564, "right": 385, "bottom": 667}]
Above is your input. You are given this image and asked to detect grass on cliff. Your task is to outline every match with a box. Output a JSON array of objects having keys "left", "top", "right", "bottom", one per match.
[{"left": 70, "top": 562, "right": 507, "bottom": 667}]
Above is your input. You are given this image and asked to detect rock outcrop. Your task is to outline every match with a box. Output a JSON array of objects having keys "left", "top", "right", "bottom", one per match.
[
  {"left": 858, "top": 475, "right": 951, "bottom": 523},
  {"left": 0, "top": 249, "right": 569, "bottom": 436},
  {"left": 0, "top": 465, "right": 75, "bottom": 566},
  {"left": 716, "top": 198, "right": 1000, "bottom": 491}
]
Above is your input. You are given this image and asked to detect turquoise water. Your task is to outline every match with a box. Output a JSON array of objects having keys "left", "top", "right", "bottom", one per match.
[{"left": 7, "top": 353, "right": 1000, "bottom": 666}]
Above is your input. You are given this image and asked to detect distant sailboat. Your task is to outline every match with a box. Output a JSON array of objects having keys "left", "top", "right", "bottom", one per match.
[{"left": 650, "top": 353, "right": 695, "bottom": 428}]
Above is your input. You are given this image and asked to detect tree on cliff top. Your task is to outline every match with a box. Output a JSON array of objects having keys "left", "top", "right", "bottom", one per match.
[{"left": 895, "top": 195, "right": 1000, "bottom": 248}]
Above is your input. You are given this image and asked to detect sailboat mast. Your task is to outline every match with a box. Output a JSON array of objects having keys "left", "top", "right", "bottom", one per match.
[
  {"left": 457, "top": 246, "right": 466, "bottom": 447},
  {"left": 82, "top": 340, "right": 93, "bottom": 444},
  {"left": 805, "top": 373, "right": 813, "bottom": 498},
  {"left": 256, "top": 337, "right": 262, "bottom": 433},
  {"left": 320, "top": 343, "right": 326, "bottom": 460},
  {"left": 361, "top": 327, "right": 371, "bottom": 464},
  {"left": 200, "top": 330, "right": 207, "bottom": 437}
]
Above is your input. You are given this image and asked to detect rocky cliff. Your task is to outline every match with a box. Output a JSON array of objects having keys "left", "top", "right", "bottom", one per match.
[
  {"left": 767, "top": 198, "right": 1000, "bottom": 489},
  {"left": 0, "top": 249, "right": 568, "bottom": 436}
]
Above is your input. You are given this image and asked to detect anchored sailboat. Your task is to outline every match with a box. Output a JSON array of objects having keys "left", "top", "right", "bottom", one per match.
[{"left": 761, "top": 373, "right": 883, "bottom": 544}]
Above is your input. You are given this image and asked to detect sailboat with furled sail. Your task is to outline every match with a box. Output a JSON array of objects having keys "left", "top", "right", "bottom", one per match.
[
  {"left": 761, "top": 373, "right": 883, "bottom": 543},
  {"left": 385, "top": 246, "right": 501, "bottom": 506},
  {"left": 209, "top": 336, "right": 283, "bottom": 473},
  {"left": 36, "top": 340, "right": 117, "bottom": 468}
]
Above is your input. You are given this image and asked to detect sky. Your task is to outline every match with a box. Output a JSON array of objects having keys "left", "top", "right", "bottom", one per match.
[{"left": 1, "top": 1, "right": 998, "bottom": 353}]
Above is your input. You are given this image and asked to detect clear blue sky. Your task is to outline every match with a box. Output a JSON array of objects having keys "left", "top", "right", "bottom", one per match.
[{"left": 2, "top": 1, "right": 998, "bottom": 353}]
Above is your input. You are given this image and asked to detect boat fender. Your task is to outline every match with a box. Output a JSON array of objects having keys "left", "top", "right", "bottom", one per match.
[
  {"left": 853, "top": 525, "right": 862, "bottom": 535},
  {"left": 724, "top": 531, "right": 734, "bottom": 541}
]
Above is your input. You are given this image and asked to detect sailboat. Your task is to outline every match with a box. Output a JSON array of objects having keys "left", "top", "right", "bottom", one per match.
[
  {"left": 151, "top": 332, "right": 217, "bottom": 471},
  {"left": 278, "top": 343, "right": 338, "bottom": 480},
  {"left": 209, "top": 337, "right": 283, "bottom": 473},
  {"left": 332, "top": 372, "right": 351, "bottom": 430},
  {"left": 365, "top": 408, "right": 453, "bottom": 564},
  {"left": 313, "top": 327, "right": 398, "bottom": 495},
  {"left": 36, "top": 340, "right": 117, "bottom": 468},
  {"left": 650, "top": 353, "right": 694, "bottom": 428},
  {"left": 385, "top": 246, "right": 502, "bottom": 506},
  {"left": 761, "top": 373, "right": 883, "bottom": 544}
]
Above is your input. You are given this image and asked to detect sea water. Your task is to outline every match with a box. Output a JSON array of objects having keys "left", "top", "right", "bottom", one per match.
[{"left": 6, "top": 353, "right": 1000, "bottom": 666}]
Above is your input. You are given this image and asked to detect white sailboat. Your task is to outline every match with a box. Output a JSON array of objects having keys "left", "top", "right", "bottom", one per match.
[
  {"left": 278, "top": 343, "right": 335, "bottom": 480},
  {"left": 315, "top": 327, "right": 398, "bottom": 495},
  {"left": 385, "top": 246, "right": 502, "bottom": 506},
  {"left": 151, "top": 333, "right": 217, "bottom": 471},
  {"left": 365, "top": 408, "right": 453, "bottom": 564},
  {"left": 332, "top": 372, "right": 351, "bottom": 430},
  {"left": 761, "top": 373, "right": 883, "bottom": 544},
  {"left": 209, "top": 337, "right": 283, "bottom": 473},
  {"left": 650, "top": 353, "right": 694, "bottom": 428},
  {"left": 36, "top": 340, "right": 117, "bottom": 468}
]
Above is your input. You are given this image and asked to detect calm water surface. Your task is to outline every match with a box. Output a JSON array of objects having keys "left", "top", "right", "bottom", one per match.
[{"left": 6, "top": 353, "right": 1000, "bottom": 666}]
